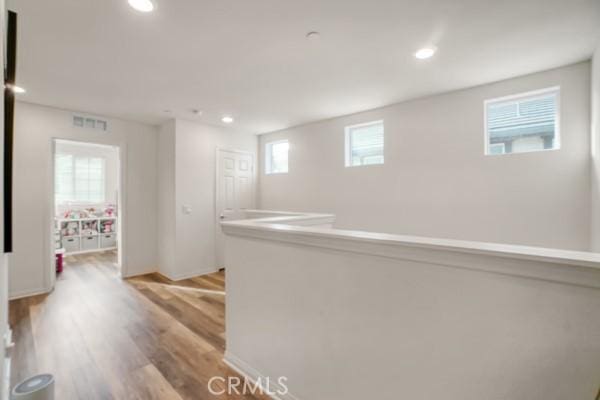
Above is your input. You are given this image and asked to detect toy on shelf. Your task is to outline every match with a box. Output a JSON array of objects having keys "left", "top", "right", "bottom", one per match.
[
  {"left": 63, "top": 209, "right": 90, "bottom": 219},
  {"left": 63, "top": 209, "right": 77, "bottom": 219},
  {"left": 101, "top": 219, "right": 115, "bottom": 233},
  {"left": 59, "top": 205, "right": 117, "bottom": 220},
  {"left": 81, "top": 220, "right": 98, "bottom": 236},
  {"left": 61, "top": 221, "right": 79, "bottom": 237},
  {"left": 104, "top": 205, "right": 116, "bottom": 217}
]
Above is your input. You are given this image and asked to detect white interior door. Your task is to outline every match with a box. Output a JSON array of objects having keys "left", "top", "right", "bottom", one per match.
[{"left": 216, "top": 149, "right": 255, "bottom": 268}]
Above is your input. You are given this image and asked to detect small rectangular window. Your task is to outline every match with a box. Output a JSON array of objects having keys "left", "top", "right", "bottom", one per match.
[
  {"left": 485, "top": 87, "right": 559, "bottom": 155},
  {"left": 96, "top": 120, "right": 107, "bottom": 131},
  {"left": 73, "top": 116, "right": 84, "bottom": 127},
  {"left": 345, "top": 120, "right": 384, "bottom": 167},
  {"left": 265, "top": 139, "right": 289, "bottom": 174}
]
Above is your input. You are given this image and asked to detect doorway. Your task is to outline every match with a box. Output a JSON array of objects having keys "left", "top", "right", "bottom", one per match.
[
  {"left": 50, "top": 139, "right": 122, "bottom": 287},
  {"left": 215, "top": 148, "right": 255, "bottom": 267}
]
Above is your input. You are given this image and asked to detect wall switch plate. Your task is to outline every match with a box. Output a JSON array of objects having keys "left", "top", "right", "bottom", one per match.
[{"left": 182, "top": 205, "right": 192, "bottom": 215}]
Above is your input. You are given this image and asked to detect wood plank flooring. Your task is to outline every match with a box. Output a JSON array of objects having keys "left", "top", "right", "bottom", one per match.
[{"left": 9, "top": 251, "right": 268, "bottom": 400}]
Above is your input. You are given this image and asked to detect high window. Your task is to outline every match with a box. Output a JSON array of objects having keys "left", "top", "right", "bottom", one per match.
[
  {"left": 345, "top": 120, "right": 384, "bottom": 167},
  {"left": 485, "top": 87, "right": 559, "bottom": 155},
  {"left": 265, "top": 140, "right": 289, "bottom": 174}
]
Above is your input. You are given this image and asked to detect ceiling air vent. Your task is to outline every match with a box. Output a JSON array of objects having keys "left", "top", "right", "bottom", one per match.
[{"left": 73, "top": 115, "right": 108, "bottom": 132}]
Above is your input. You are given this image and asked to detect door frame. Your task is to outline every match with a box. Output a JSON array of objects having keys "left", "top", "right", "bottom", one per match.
[
  {"left": 47, "top": 138, "right": 127, "bottom": 292},
  {"left": 214, "top": 147, "right": 256, "bottom": 267}
]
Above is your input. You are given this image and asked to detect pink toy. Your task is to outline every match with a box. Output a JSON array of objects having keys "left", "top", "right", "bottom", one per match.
[{"left": 102, "top": 220, "right": 114, "bottom": 233}]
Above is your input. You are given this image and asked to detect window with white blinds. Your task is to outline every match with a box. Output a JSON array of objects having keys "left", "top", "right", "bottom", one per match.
[
  {"left": 485, "top": 87, "right": 559, "bottom": 155},
  {"left": 345, "top": 120, "right": 384, "bottom": 167},
  {"left": 265, "top": 140, "right": 289, "bottom": 174},
  {"left": 55, "top": 154, "right": 106, "bottom": 203}
]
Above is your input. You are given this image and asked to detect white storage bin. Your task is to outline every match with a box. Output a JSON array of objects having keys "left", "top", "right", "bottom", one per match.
[
  {"left": 63, "top": 237, "right": 80, "bottom": 253},
  {"left": 81, "top": 235, "right": 99, "bottom": 251},
  {"left": 100, "top": 233, "right": 117, "bottom": 249}
]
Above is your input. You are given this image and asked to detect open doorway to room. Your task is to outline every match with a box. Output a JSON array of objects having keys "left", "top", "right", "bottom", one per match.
[{"left": 51, "top": 139, "right": 122, "bottom": 285}]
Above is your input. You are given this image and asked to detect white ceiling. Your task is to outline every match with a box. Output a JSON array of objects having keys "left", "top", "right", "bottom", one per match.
[{"left": 8, "top": 0, "right": 600, "bottom": 134}]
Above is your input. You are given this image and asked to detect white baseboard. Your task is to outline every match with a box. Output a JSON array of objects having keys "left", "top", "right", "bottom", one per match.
[
  {"left": 159, "top": 268, "right": 219, "bottom": 282},
  {"left": 223, "top": 351, "right": 300, "bottom": 400},
  {"left": 9, "top": 287, "right": 51, "bottom": 301}
]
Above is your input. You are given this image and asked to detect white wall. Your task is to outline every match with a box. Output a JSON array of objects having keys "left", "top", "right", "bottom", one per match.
[
  {"left": 10, "top": 102, "right": 159, "bottom": 298},
  {"left": 225, "top": 229, "right": 600, "bottom": 400},
  {"left": 157, "top": 119, "right": 257, "bottom": 280},
  {"left": 259, "top": 62, "right": 592, "bottom": 251},
  {"left": 591, "top": 44, "right": 600, "bottom": 251}
]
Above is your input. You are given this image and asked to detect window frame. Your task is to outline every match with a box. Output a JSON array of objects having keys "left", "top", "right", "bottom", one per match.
[
  {"left": 344, "top": 119, "right": 385, "bottom": 167},
  {"left": 265, "top": 139, "right": 289, "bottom": 175},
  {"left": 483, "top": 86, "right": 560, "bottom": 156}
]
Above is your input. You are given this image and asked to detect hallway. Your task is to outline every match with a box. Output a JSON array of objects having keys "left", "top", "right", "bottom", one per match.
[{"left": 9, "top": 252, "right": 262, "bottom": 399}]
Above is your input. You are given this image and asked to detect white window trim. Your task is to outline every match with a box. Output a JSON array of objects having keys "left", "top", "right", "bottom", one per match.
[
  {"left": 265, "top": 139, "right": 289, "bottom": 175},
  {"left": 483, "top": 86, "right": 560, "bottom": 156},
  {"left": 344, "top": 119, "right": 385, "bottom": 167}
]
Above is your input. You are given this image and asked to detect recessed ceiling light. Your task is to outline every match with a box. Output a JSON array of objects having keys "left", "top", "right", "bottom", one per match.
[
  {"left": 221, "top": 116, "right": 234, "bottom": 124},
  {"left": 7, "top": 85, "right": 25, "bottom": 93},
  {"left": 128, "top": 0, "right": 155, "bottom": 12},
  {"left": 415, "top": 47, "right": 436, "bottom": 60},
  {"left": 306, "top": 31, "right": 320, "bottom": 40}
]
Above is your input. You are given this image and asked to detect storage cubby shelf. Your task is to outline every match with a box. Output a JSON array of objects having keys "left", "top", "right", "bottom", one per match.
[{"left": 57, "top": 217, "right": 118, "bottom": 254}]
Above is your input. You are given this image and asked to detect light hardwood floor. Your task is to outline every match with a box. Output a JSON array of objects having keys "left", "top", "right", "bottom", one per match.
[{"left": 9, "top": 251, "right": 268, "bottom": 399}]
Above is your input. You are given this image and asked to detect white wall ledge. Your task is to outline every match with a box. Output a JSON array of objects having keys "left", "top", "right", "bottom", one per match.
[{"left": 222, "top": 210, "right": 600, "bottom": 288}]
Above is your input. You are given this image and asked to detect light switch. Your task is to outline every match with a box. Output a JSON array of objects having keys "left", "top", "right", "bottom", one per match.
[{"left": 182, "top": 205, "right": 192, "bottom": 215}]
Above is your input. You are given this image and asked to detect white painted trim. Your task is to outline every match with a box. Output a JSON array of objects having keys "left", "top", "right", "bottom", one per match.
[
  {"left": 46, "top": 140, "right": 57, "bottom": 293},
  {"left": 484, "top": 85, "right": 561, "bottom": 105},
  {"left": 223, "top": 351, "right": 300, "bottom": 400},
  {"left": 47, "top": 138, "right": 127, "bottom": 291},
  {"left": 222, "top": 211, "right": 600, "bottom": 288},
  {"left": 158, "top": 268, "right": 219, "bottom": 282},
  {"left": 117, "top": 142, "right": 127, "bottom": 276}
]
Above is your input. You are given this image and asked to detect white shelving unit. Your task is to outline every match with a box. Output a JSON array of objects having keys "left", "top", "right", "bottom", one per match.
[{"left": 57, "top": 216, "right": 118, "bottom": 255}]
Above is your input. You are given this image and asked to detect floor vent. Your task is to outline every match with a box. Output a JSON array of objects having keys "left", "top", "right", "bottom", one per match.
[{"left": 73, "top": 115, "right": 107, "bottom": 131}]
